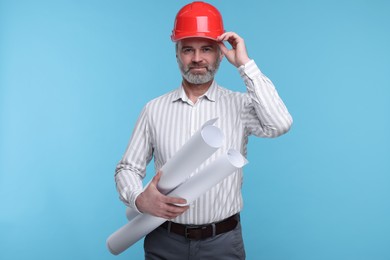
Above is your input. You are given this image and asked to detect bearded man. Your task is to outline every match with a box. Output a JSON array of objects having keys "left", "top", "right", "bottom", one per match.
[{"left": 114, "top": 2, "right": 293, "bottom": 259}]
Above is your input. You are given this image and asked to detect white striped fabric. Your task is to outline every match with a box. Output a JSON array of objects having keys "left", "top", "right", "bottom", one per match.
[{"left": 115, "top": 60, "right": 293, "bottom": 225}]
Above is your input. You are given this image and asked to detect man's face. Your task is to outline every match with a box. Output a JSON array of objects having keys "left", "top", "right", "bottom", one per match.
[{"left": 176, "top": 38, "right": 223, "bottom": 85}]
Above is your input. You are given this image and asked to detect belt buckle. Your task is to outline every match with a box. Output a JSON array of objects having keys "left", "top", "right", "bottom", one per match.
[{"left": 185, "top": 226, "right": 205, "bottom": 240}]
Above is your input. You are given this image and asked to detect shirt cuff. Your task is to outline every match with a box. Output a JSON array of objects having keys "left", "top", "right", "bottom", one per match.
[
  {"left": 238, "top": 59, "right": 262, "bottom": 80},
  {"left": 128, "top": 189, "right": 143, "bottom": 214}
]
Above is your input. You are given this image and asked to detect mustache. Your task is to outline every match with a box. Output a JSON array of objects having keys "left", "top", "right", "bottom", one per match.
[{"left": 185, "top": 63, "right": 210, "bottom": 72}]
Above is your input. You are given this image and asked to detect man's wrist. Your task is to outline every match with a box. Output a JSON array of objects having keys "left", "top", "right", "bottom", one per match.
[
  {"left": 236, "top": 57, "right": 251, "bottom": 67},
  {"left": 238, "top": 59, "right": 254, "bottom": 70},
  {"left": 238, "top": 59, "right": 257, "bottom": 77},
  {"left": 131, "top": 190, "right": 143, "bottom": 214}
]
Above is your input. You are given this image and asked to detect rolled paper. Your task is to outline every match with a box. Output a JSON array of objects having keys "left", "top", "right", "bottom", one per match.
[
  {"left": 168, "top": 149, "right": 248, "bottom": 206},
  {"left": 107, "top": 149, "right": 248, "bottom": 255},
  {"left": 107, "top": 214, "right": 166, "bottom": 256},
  {"left": 158, "top": 118, "right": 223, "bottom": 194},
  {"left": 126, "top": 117, "right": 224, "bottom": 221}
]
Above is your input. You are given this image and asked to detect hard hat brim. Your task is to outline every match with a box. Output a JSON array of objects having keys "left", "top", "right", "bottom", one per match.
[{"left": 171, "top": 34, "right": 221, "bottom": 42}]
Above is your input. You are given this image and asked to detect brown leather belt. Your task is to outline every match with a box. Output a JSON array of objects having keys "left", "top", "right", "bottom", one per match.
[{"left": 160, "top": 214, "right": 239, "bottom": 240}]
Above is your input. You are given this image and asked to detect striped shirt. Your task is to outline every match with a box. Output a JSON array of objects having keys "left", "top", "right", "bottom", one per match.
[{"left": 115, "top": 60, "right": 293, "bottom": 225}]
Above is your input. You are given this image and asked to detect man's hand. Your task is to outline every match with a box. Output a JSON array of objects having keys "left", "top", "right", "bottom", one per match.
[
  {"left": 217, "top": 32, "right": 251, "bottom": 67},
  {"left": 135, "top": 171, "right": 189, "bottom": 219}
]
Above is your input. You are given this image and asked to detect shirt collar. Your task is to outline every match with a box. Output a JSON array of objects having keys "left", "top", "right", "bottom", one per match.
[{"left": 172, "top": 80, "right": 218, "bottom": 103}]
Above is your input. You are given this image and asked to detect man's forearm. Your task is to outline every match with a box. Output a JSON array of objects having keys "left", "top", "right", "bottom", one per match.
[
  {"left": 239, "top": 59, "right": 293, "bottom": 137},
  {"left": 115, "top": 168, "right": 143, "bottom": 212}
]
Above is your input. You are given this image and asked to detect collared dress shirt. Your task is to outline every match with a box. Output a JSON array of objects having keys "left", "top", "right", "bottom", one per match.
[{"left": 115, "top": 60, "right": 293, "bottom": 225}]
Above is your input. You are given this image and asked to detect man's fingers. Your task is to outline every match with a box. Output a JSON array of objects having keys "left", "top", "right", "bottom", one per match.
[
  {"left": 160, "top": 196, "right": 189, "bottom": 217},
  {"left": 217, "top": 32, "right": 241, "bottom": 44},
  {"left": 163, "top": 195, "right": 187, "bottom": 205},
  {"left": 217, "top": 32, "right": 235, "bottom": 41},
  {"left": 166, "top": 204, "right": 190, "bottom": 214},
  {"left": 164, "top": 205, "right": 190, "bottom": 219},
  {"left": 142, "top": 172, "right": 190, "bottom": 219},
  {"left": 154, "top": 202, "right": 189, "bottom": 219}
]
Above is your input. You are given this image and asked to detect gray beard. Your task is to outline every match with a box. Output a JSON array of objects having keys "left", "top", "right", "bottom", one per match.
[
  {"left": 178, "top": 59, "right": 221, "bottom": 85},
  {"left": 182, "top": 70, "right": 215, "bottom": 84}
]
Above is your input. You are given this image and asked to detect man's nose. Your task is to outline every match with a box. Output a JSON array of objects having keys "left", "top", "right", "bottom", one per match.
[{"left": 191, "top": 50, "right": 202, "bottom": 62}]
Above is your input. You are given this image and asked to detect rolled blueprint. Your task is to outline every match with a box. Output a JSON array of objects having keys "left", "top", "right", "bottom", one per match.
[
  {"left": 107, "top": 149, "right": 248, "bottom": 255},
  {"left": 126, "top": 117, "right": 224, "bottom": 221}
]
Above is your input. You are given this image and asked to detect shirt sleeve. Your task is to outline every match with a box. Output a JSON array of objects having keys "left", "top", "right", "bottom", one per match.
[
  {"left": 238, "top": 59, "right": 293, "bottom": 137},
  {"left": 114, "top": 105, "right": 153, "bottom": 211}
]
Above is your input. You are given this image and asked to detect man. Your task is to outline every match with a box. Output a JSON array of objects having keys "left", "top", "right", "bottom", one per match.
[{"left": 115, "top": 2, "right": 293, "bottom": 259}]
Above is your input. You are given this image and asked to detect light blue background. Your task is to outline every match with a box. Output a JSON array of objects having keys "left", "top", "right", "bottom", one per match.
[{"left": 1, "top": 0, "right": 389, "bottom": 259}]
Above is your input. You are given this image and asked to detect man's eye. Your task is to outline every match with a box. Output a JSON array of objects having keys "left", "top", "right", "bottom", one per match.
[
  {"left": 183, "top": 48, "right": 193, "bottom": 53},
  {"left": 202, "top": 47, "right": 212, "bottom": 52}
]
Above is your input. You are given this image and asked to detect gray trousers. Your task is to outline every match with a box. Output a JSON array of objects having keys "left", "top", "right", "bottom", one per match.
[{"left": 144, "top": 221, "right": 246, "bottom": 260}]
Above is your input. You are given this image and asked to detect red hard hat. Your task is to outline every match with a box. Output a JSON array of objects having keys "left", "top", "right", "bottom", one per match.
[{"left": 171, "top": 1, "right": 224, "bottom": 42}]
